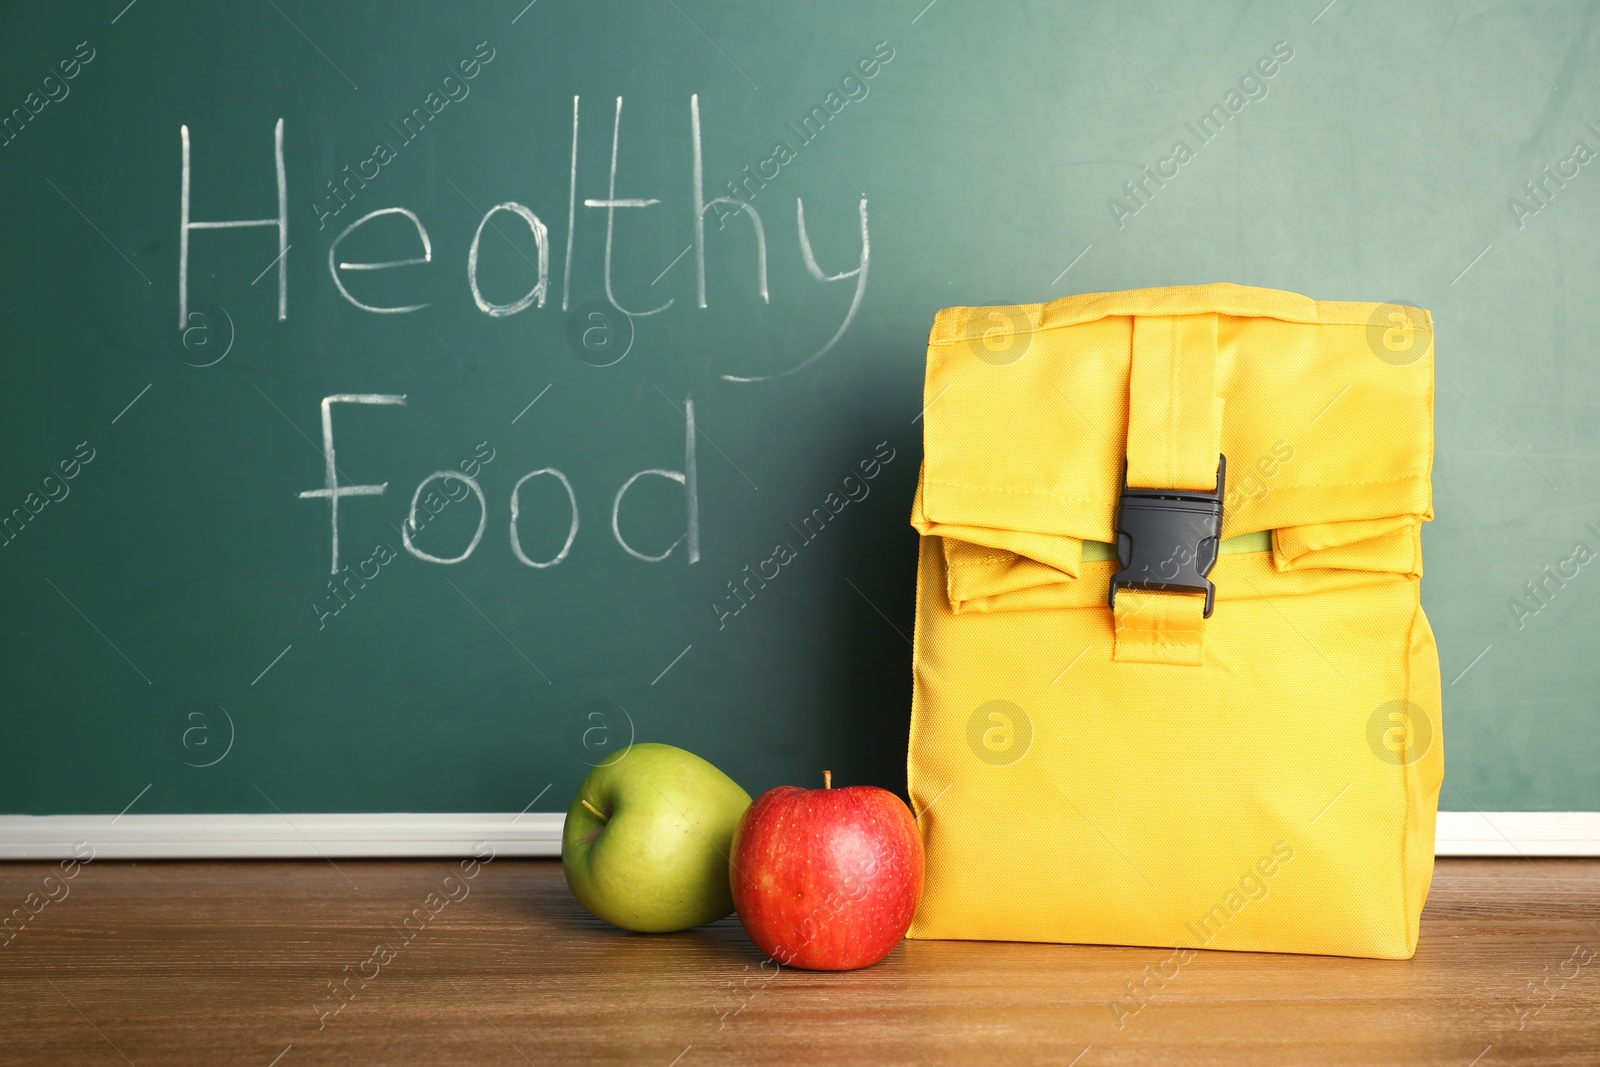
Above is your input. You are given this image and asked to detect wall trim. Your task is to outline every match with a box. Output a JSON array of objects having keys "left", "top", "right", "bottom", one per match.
[
  {"left": 0, "top": 811, "right": 1595, "bottom": 860},
  {"left": 1434, "top": 811, "right": 1600, "bottom": 856},
  {"left": 0, "top": 813, "right": 564, "bottom": 860}
]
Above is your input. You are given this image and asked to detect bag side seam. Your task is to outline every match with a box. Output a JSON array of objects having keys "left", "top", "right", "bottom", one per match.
[{"left": 1400, "top": 577, "right": 1419, "bottom": 955}]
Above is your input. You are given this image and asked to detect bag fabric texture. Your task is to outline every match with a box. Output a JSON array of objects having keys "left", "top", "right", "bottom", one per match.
[{"left": 906, "top": 282, "right": 1441, "bottom": 959}]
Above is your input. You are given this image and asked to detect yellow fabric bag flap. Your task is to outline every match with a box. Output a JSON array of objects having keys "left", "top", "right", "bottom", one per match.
[{"left": 914, "top": 283, "right": 1433, "bottom": 611}]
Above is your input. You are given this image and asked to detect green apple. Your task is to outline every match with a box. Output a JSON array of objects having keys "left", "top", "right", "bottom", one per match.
[{"left": 562, "top": 743, "right": 751, "bottom": 933}]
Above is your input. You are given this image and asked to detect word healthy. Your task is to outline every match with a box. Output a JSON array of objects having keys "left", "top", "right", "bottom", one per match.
[{"left": 179, "top": 94, "right": 870, "bottom": 383}]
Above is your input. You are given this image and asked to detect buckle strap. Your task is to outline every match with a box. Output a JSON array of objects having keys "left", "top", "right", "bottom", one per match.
[
  {"left": 1126, "top": 314, "right": 1224, "bottom": 491},
  {"left": 1111, "top": 313, "right": 1226, "bottom": 664},
  {"left": 1112, "top": 588, "right": 1207, "bottom": 666},
  {"left": 1109, "top": 456, "right": 1225, "bottom": 618}
]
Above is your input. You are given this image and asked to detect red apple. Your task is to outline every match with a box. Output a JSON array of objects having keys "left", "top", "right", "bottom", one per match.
[{"left": 730, "top": 770, "right": 925, "bottom": 971}]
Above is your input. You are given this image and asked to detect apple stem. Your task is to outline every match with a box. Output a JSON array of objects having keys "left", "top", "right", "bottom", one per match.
[
  {"left": 579, "top": 798, "right": 610, "bottom": 824},
  {"left": 824, "top": 770, "right": 832, "bottom": 790}
]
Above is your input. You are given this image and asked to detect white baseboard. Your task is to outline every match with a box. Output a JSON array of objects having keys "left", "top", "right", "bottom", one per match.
[
  {"left": 0, "top": 813, "right": 564, "bottom": 860},
  {"left": 1433, "top": 811, "right": 1600, "bottom": 856},
  {"left": 0, "top": 811, "right": 1595, "bottom": 860}
]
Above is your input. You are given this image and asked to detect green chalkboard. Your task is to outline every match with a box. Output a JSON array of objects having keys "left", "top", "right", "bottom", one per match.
[{"left": 1, "top": 0, "right": 1594, "bottom": 817}]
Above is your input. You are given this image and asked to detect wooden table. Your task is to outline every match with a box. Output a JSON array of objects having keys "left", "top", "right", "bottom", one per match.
[{"left": 1, "top": 856, "right": 1595, "bottom": 1065}]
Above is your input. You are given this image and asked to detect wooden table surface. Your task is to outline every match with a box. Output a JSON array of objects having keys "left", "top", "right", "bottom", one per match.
[{"left": 1, "top": 856, "right": 1595, "bottom": 1065}]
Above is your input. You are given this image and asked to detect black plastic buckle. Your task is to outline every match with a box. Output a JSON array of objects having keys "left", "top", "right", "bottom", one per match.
[{"left": 1108, "top": 455, "right": 1227, "bottom": 619}]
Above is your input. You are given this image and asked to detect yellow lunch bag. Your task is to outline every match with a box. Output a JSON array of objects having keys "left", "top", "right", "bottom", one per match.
[{"left": 906, "top": 282, "right": 1441, "bottom": 960}]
